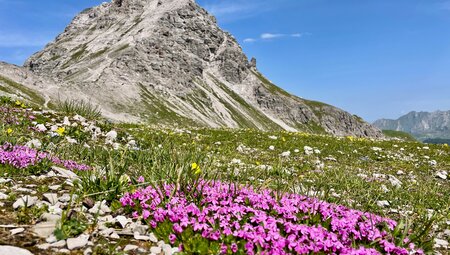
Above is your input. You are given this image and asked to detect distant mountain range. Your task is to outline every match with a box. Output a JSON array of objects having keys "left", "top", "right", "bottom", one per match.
[{"left": 373, "top": 110, "right": 450, "bottom": 141}]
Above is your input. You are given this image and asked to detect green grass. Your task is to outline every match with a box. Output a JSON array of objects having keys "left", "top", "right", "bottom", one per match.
[
  {"left": 56, "top": 98, "right": 102, "bottom": 119},
  {"left": 0, "top": 98, "right": 449, "bottom": 253},
  {"left": 0, "top": 75, "right": 46, "bottom": 105},
  {"left": 383, "top": 130, "right": 418, "bottom": 142}
]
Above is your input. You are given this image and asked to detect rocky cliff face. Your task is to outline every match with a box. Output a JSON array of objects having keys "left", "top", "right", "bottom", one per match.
[
  {"left": 2, "top": 0, "right": 382, "bottom": 137},
  {"left": 373, "top": 111, "right": 450, "bottom": 140}
]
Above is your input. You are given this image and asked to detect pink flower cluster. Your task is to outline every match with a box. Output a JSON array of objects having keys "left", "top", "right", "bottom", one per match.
[
  {"left": 0, "top": 143, "right": 90, "bottom": 171},
  {"left": 121, "top": 181, "right": 423, "bottom": 255}
]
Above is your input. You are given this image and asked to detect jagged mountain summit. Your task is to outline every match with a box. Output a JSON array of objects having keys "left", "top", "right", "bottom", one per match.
[
  {"left": 374, "top": 111, "right": 450, "bottom": 140},
  {"left": 1, "top": 0, "right": 381, "bottom": 137}
]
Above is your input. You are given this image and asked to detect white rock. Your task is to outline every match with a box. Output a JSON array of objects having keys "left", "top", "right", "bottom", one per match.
[
  {"left": 116, "top": 215, "right": 132, "bottom": 228},
  {"left": 110, "top": 232, "right": 120, "bottom": 239},
  {"left": 36, "top": 243, "right": 51, "bottom": 250},
  {"left": 124, "top": 245, "right": 139, "bottom": 251},
  {"left": 51, "top": 166, "right": 78, "bottom": 180},
  {"left": 377, "top": 200, "right": 390, "bottom": 207},
  {"left": 436, "top": 171, "right": 448, "bottom": 180},
  {"left": 434, "top": 238, "right": 449, "bottom": 248},
  {"left": 0, "top": 192, "right": 8, "bottom": 200},
  {"left": 32, "top": 222, "right": 58, "bottom": 238},
  {"left": 149, "top": 232, "right": 158, "bottom": 242},
  {"left": 0, "top": 178, "right": 11, "bottom": 184},
  {"left": 0, "top": 246, "right": 34, "bottom": 255},
  {"left": 268, "top": 135, "right": 277, "bottom": 140},
  {"left": 294, "top": 149, "right": 300, "bottom": 153},
  {"left": 43, "top": 193, "right": 58, "bottom": 205},
  {"left": 67, "top": 234, "right": 89, "bottom": 250},
  {"left": 84, "top": 247, "right": 93, "bottom": 255},
  {"left": 134, "top": 231, "right": 151, "bottom": 241},
  {"left": 150, "top": 246, "right": 162, "bottom": 254},
  {"left": 50, "top": 240, "right": 66, "bottom": 248},
  {"left": 13, "top": 196, "right": 38, "bottom": 209},
  {"left": 372, "top": 147, "right": 382, "bottom": 152},
  {"left": 10, "top": 228, "right": 25, "bottom": 235},
  {"left": 268, "top": 145, "right": 275, "bottom": 151}
]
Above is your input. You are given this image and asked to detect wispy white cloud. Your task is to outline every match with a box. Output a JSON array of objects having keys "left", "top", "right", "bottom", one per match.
[
  {"left": 243, "top": 33, "right": 307, "bottom": 43},
  {"left": 261, "top": 33, "right": 285, "bottom": 39},
  {"left": 243, "top": 38, "right": 257, "bottom": 43}
]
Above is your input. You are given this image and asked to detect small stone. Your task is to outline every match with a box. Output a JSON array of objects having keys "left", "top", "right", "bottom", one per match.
[
  {"left": 58, "top": 249, "right": 70, "bottom": 254},
  {"left": 149, "top": 232, "right": 158, "bottom": 242},
  {"left": 48, "top": 185, "right": 61, "bottom": 191},
  {"left": 109, "top": 232, "right": 120, "bottom": 239},
  {"left": 43, "top": 193, "right": 58, "bottom": 205},
  {"left": 46, "top": 234, "right": 58, "bottom": 244},
  {"left": 84, "top": 247, "right": 93, "bottom": 255},
  {"left": 33, "top": 222, "right": 58, "bottom": 238},
  {"left": 150, "top": 246, "right": 162, "bottom": 254},
  {"left": 50, "top": 240, "right": 66, "bottom": 248},
  {"left": 434, "top": 238, "right": 449, "bottom": 248},
  {"left": 377, "top": 200, "right": 390, "bottom": 208},
  {"left": 0, "top": 192, "right": 8, "bottom": 200},
  {"left": 116, "top": 215, "right": 132, "bottom": 228},
  {"left": 10, "top": 228, "right": 25, "bottom": 235},
  {"left": 162, "top": 244, "right": 173, "bottom": 255},
  {"left": 124, "top": 244, "right": 139, "bottom": 252},
  {"left": 67, "top": 234, "right": 89, "bottom": 250},
  {"left": 82, "top": 198, "right": 95, "bottom": 209},
  {"left": 0, "top": 246, "right": 33, "bottom": 255},
  {"left": 41, "top": 213, "right": 62, "bottom": 223},
  {"left": 13, "top": 195, "right": 38, "bottom": 209},
  {"left": 51, "top": 166, "right": 78, "bottom": 180},
  {"left": 36, "top": 243, "right": 51, "bottom": 250},
  {"left": 134, "top": 231, "right": 151, "bottom": 241}
]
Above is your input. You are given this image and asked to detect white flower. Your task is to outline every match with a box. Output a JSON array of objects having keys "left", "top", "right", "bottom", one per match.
[
  {"left": 105, "top": 130, "right": 117, "bottom": 144},
  {"left": 269, "top": 145, "right": 275, "bottom": 151},
  {"left": 304, "top": 146, "right": 313, "bottom": 155},
  {"left": 280, "top": 151, "right": 291, "bottom": 157},
  {"left": 25, "top": 139, "right": 42, "bottom": 149},
  {"left": 268, "top": 135, "right": 278, "bottom": 140},
  {"left": 63, "top": 116, "right": 71, "bottom": 126},
  {"left": 35, "top": 124, "right": 47, "bottom": 132},
  {"left": 372, "top": 147, "right": 382, "bottom": 152},
  {"left": 66, "top": 137, "right": 78, "bottom": 144},
  {"left": 294, "top": 149, "right": 300, "bottom": 153},
  {"left": 73, "top": 114, "right": 86, "bottom": 122}
]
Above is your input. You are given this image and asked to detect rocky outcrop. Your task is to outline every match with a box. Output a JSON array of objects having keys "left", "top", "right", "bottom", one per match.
[
  {"left": 374, "top": 111, "right": 450, "bottom": 140},
  {"left": 13, "top": 0, "right": 381, "bottom": 137}
]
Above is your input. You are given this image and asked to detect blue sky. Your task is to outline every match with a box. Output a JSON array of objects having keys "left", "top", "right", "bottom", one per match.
[{"left": 1, "top": 0, "right": 450, "bottom": 121}]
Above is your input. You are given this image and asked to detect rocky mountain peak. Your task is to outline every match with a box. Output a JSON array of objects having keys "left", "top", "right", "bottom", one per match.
[{"left": 11, "top": 0, "right": 385, "bottom": 137}]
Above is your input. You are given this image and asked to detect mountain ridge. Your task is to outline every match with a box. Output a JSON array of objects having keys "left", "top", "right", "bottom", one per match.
[
  {"left": 373, "top": 110, "right": 450, "bottom": 140},
  {"left": 1, "top": 0, "right": 382, "bottom": 137}
]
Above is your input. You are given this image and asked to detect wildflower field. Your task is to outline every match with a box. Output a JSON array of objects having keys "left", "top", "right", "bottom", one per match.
[{"left": 0, "top": 96, "right": 448, "bottom": 254}]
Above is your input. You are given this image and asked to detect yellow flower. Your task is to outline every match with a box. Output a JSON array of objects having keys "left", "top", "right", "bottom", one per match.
[
  {"left": 56, "top": 127, "right": 65, "bottom": 136},
  {"left": 191, "top": 163, "right": 201, "bottom": 175},
  {"left": 6, "top": 128, "right": 13, "bottom": 135},
  {"left": 444, "top": 143, "right": 448, "bottom": 148},
  {"left": 346, "top": 136, "right": 355, "bottom": 142},
  {"left": 15, "top": 100, "right": 21, "bottom": 106},
  {"left": 282, "top": 137, "right": 286, "bottom": 142}
]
